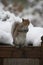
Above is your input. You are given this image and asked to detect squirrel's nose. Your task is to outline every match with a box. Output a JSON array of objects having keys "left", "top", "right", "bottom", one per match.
[{"left": 24, "top": 28, "right": 28, "bottom": 32}]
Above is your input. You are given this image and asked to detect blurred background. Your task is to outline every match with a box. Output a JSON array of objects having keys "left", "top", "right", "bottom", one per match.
[
  {"left": 0, "top": 0, "right": 43, "bottom": 65},
  {"left": 1, "top": 0, "right": 43, "bottom": 27}
]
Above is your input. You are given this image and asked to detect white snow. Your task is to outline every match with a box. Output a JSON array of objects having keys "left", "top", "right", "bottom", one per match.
[
  {"left": 0, "top": 10, "right": 22, "bottom": 33},
  {"left": 19, "top": 0, "right": 43, "bottom": 27},
  {"left": 25, "top": 24, "right": 43, "bottom": 46},
  {"left": 0, "top": 4, "right": 22, "bottom": 45},
  {"left": 0, "top": 29, "right": 13, "bottom": 45}
]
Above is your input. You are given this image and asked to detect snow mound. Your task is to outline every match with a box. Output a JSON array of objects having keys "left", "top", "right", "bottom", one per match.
[
  {"left": 0, "top": 9, "right": 22, "bottom": 45},
  {"left": 25, "top": 25, "right": 43, "bottom": 46}
]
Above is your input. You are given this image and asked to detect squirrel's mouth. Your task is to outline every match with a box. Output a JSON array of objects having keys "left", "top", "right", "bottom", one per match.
[{"left": 18, "top": 28, "right": 28, "bottom": 32}]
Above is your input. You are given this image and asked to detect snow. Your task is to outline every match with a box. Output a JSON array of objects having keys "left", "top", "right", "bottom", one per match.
[
  {"left": 0, "top": 29, "right": 13, "bottom": 45},
  {"left": 0, "top": 3, "right": 22, "bottom": 45},
  {"left": 0, "top": 10, "right": 22, "bottom": 33},
  {"left": 19, "top": 0, "right": 43, "bottom": 27},
  {"left": 25, "top": 25, "right": 43, "bottom": 46}
]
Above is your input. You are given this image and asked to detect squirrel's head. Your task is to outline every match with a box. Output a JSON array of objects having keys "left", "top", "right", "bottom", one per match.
[
  {"left": 22, "top": 18, "right": 30, "bottom": 26},
  {"left": 12, "top": 19, "right": 30, "bottom": 34}
]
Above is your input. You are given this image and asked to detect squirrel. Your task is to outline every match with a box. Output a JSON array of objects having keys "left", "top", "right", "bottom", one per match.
[{"left": 12, "top": 19, "right": 30, "bottom": 48}]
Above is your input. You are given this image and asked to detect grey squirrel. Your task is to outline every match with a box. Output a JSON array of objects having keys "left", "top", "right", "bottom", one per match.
[{"left": 12, "top": 19, "right": 29, "bottom": 47}]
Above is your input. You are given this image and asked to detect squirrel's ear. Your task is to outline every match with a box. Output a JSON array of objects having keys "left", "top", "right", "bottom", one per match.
[{"left": 22, "top": 18, "right": 24, "bottom": 21}]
